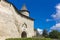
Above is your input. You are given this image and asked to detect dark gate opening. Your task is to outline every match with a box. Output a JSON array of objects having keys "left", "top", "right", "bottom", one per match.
[{"left": 21, "top": 31, "right": 27, "bottom": 38}]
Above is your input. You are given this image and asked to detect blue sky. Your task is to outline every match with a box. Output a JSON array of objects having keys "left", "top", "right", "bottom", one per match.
[{"left": 7, "top": 0, "right": 60, "bottom": 31}]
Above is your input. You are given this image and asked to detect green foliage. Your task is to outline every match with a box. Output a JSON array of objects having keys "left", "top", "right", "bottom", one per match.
[
  {"left": 49, "top": 30, "right": 60, "bottom": 39},
  {"left": 6, "top": 38, "right": 52, "bottom": 40},
  {"left": 42, "top": 29, "right": 48, "bottom": 38}
]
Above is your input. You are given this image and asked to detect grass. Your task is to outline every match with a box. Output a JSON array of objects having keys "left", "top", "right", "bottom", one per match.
[{"left": 6, "top": 38, "right": 52, "bottom": 40}]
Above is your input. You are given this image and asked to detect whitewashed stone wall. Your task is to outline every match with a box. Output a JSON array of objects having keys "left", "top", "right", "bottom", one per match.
[
  {"left": 0, "top": 0, "right": 34, "bottom": 40},
  {"left": 19, "top": 16, "right": 34, "bottom": 37},
  {"left": 0, "top": 1, "right": 20, "bottom": 38}
]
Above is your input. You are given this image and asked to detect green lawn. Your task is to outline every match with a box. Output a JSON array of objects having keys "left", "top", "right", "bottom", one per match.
[{"left": 6, "top": 38, "right": 52, "bottom": 40}]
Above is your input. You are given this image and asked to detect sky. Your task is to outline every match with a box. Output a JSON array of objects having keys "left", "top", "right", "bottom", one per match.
[{"left": 7, "top": 0, "right": 60, "bottom": 32}]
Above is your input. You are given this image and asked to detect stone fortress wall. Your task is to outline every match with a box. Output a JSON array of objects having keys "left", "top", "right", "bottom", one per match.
[{"left": 0, "top": 0, "right": 34, "bottom": 39}]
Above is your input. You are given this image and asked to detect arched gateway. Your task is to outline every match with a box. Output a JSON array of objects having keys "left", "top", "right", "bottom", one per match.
[{"left": 21, "top": 31, "right": 27, "bottom": 38}]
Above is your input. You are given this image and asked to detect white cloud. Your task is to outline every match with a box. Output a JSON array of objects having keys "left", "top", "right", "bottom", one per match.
[
  {"left": 37, "top": 28, "right": 43, "bottom": 35},
  {"left": 51, "top": 3, "right": 60, "bottom": 23},
  {"left": 50, "top": 3, "right": 60, "bottom": 31},
  {"left": 46, "top": 19, "right": 53, "bottom": 22},
  {"left": 46, "top": 19, "right": 50, "bottom": 22},
  {"left": 46, "top": 4, "right": 60, "bottom": 22},
  {"left": 56, "top": 4, "right": 60, "bottom": 10},
  {"left": 51, "top": 23, "right": 60, "bottom": 30},
  {"left": 51, "top": 14, "right": 56, "bottom": 19}
]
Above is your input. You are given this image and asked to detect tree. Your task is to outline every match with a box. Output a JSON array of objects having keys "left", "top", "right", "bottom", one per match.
[
  {"left": 49, "top": 30, "right": 60, "bottom": 39},
  {"left": 42, "top": 29, "right": 48, "bottom": 38}
]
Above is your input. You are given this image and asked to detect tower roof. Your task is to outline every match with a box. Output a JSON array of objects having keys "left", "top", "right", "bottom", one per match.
[{"left": 21, "top": 4, "right": 27, "bottom": 10}]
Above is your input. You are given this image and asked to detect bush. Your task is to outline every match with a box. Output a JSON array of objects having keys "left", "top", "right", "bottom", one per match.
[{"left": 49, "top": 30, "right": 60, "bottom": 39}]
